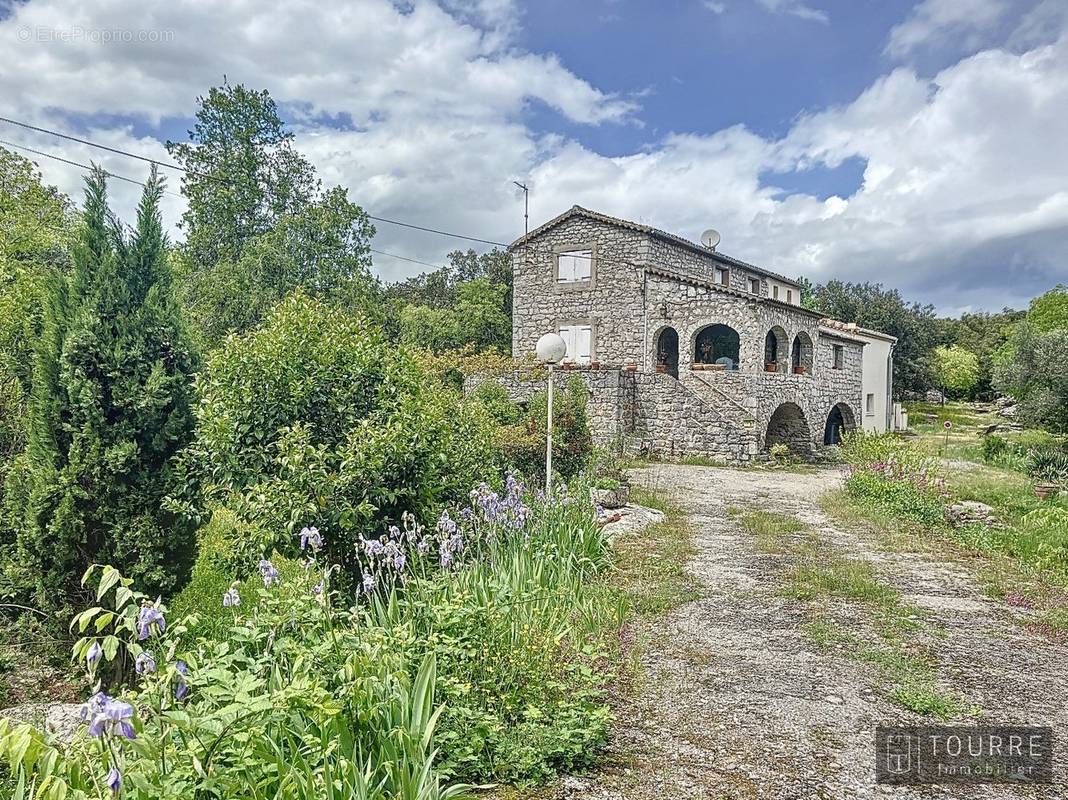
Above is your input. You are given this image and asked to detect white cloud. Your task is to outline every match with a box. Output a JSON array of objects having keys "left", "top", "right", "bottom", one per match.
[
  {"left": 1, "top": 0, "right": 1067, "bottom": 312},
  {"left": 702, "top": 1, "right": 727, "bottom": 15},
  {"left": 886, "top": 0, "right": 1008, "bottom": 58},
  {"left": 754, "top": 0, "right": 828, "bottom": 25}
]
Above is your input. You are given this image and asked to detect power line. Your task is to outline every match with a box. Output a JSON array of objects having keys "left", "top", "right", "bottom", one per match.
[
  {"left": 370, "top": 248, "right": 450, "bottom": 271},
  {"left": 0, "top": 115, "right": 510, "bottom": 248},
  {"left": 0, "top": 138, "right": 183, "bottom": 198}
]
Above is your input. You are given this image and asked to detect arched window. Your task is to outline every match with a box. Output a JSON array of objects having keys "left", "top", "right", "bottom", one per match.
[
  {"left": 764, "top": 326, "right": 788, "bottom": 373},
  {"left": 694, "top": 324, "right": 740, "bottom": 369},
  {"left": 655, "top": 327, "right": 679, "bottom": 379},
  {"left": 766, "top": 402, "right": 812, "bottom": 456},
  {"left": 791, "top": 331, "right": 813, "bottom": 374}
]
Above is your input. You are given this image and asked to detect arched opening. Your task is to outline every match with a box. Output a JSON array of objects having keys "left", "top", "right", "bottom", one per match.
[
  {"left": 766, "top": 402, "right": 812, "bottom": 456},
  {"left": 823, "top": 402, "right": 857, "bottom": 446},
  {"left": 694, "top": 324, "right": 740, "bottom": 370},
  {"left": 764, "top": 326, "right": 788, "bottom": 373},
  {"left": 655, "top": 327, "right": 679, "bottom": 379},
  {"left": 791, "top": 331, "right": 813, "bottom": 374}
]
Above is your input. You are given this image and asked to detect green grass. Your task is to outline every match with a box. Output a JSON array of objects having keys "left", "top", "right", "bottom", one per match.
[
  {"left": 729, "top": 508, "right": 809, "bottom": 554},
  {"left": 613, "top": 486, "right": 701, "bottom": 615}
]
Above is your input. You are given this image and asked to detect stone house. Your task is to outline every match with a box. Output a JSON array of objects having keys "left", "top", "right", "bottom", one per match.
[{"left": 493, "top": 206, "right": 896, "bottom": 463}]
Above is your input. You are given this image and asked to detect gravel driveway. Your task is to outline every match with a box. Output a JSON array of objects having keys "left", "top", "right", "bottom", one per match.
[{"left": 565, "top": 464, "right": 1068, "bottom": 800}]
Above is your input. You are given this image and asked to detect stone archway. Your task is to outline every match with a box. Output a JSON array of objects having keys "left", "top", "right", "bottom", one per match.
[
  {"left": 766, "top": 402, "right": 812, "bottom": 456},
  {"left": 764, "top": 326, "right": 788, "bottom": 373},
  {"left": 694, "top": 324, "right": 741, "bottom": 369},
  {"left": 791, "top": 331, "right": 813, "bottom": 374},
  {"left": 823, "top": 402, "right": 857, "bottom": 445},
  {"left": 655, "top": 326, "right": 679, "bottom": 379}
]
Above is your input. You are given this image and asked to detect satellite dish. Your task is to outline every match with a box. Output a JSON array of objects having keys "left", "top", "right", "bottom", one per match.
[{"left": 700, "top": 228, "right": 721, "bottom": 251}]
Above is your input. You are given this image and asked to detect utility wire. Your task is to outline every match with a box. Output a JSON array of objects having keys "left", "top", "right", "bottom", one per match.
[
  {"left": 0, "top": 138, "right": 185, "bottom": 198},
  {"left": 0, "top": 115, "right": 511, "bottom": 248}
]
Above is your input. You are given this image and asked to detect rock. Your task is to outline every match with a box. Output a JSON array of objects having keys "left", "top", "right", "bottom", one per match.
[
  {"left": 996, "top": 403, "right": 1018, "bottom": 418},
  {"left": 946, "top": 500, "right": 998, "bottom": 528},
  {"left": 925, "top": 389, "right": 945, "bottom": 404},
  {"left": 0, "top": 702, "right": 84, "bottom": 742}
]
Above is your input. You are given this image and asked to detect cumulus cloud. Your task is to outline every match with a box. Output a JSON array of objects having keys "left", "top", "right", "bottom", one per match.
[
  {"left": 886, "top": 0, "right": 1008, "bottom": 58},
  {"left": 1, "top": 0, "right": 1066, "bottom": 312}
]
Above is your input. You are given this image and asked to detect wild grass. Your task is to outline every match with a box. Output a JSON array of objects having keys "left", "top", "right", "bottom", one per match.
[
  {"left": 612, "top": 485, "right": 701, "bottom": 616},
  {"left": 729, "top": 508, "right": 809, "bottom": 554}
]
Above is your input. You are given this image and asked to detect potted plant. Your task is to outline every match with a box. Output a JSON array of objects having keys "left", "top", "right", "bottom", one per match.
[
  {"left": 793, "top": 365, "right": 806, "bottom": 375},
  {"left": 655, "top": 363, "right": 668, "bottom": 373},
  {"left": 765, "top": 362, "right": 777, "bottom": 373},
  {"left": 709, "top": 363, "right": 726, "bottom": 371},
  {"left": 692, "top": 363, "right": 705, "bottom": 371},
  {"left": 591, "top": 476, "right": 630, "bottom": 509},
  {"left": 1026, "top": 447, "right": 1068, "bottom": 500},
  {"left": 626, "top": 362, "right": 638, "bottom": 372}
]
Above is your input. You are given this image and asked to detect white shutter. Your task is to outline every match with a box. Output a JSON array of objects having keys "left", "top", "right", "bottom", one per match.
[
  {"left": 557, "top": 250, "right": 592, "bottom": 282},
  {"left": 557, "top": 254, "right": 575, "bottom": 282},
  {"left": 576, "top": 326, "right": 592, "bottom": 363},
  {"left": 574, "top": 251, "right": 592, "bottom": 281}
]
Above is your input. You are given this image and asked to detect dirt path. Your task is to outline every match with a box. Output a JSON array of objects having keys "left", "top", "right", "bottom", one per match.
[{"left": 568, "top": 464, "right": 1068, "bottom": 800}]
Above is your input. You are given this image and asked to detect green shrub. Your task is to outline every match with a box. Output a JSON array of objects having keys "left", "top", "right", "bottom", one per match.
[
  {"left": 592, "top": 476, "right": 621, "bottom": 490},
  {"left": 473, "top": 380, "right": 522, "bottom": 426},
  {"left": 981, "top": 433, "right": 1007, "bottom": 462},
  {"left": 497, "top": 376, "right": 592, "bottom": 484},
  {"left": 841, "top": 432, "right": 946, "bottom": 526},
  {"left": 177, "top": 292, "right": 501, "bottom": 590}
]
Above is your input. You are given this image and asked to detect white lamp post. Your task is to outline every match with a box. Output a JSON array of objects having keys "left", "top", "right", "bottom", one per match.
[{"left": 535, "top": 332, "right": 567, "bottom": 496}]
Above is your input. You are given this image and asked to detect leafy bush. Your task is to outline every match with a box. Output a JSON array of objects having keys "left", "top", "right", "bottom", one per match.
[
  {"left": 177, "top": 292, "right": 501, "bottom": 590},
  {"left": 473, "top": 380, "right": 522, "bottom": 426},
  {"left": 593, "top": 476, "right": 621, "bottom": 490},
  {"left": 496, "top": 376, "right": 592, "bottom": 484},
  {"left": 981, "top": 433, "right": 1007, "bottom": 462},
  {"left": 840, "top": 432, "right": 947, "bottom": 526},
  {"left": 769, "top": 443, "right": 791, "bottom": 461}
]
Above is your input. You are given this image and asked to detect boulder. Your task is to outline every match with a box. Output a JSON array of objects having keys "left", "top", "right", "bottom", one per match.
[
  {"left": 996, "top": 403, "right": 1018, "bottom": 418},
  {"left": 946, "top": 501, "right": 998, "bottom": 528},
  {"left": 925, "top": 389, "right": 945, "bottom": 404}
]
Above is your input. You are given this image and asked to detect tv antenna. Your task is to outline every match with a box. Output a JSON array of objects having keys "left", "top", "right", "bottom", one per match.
[{"left": 700, "top": 228, "right": 721, "bottom": 251}]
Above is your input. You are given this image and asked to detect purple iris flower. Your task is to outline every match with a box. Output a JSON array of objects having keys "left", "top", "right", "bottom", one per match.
[
  {"left": 258, "top": 559, "right": 280, "bottom": 588},
  {"left": 137, "top": 603, "right": 165, "bottom": 640},
  {"left": 86, "top": 640, "right": 103, "bottom": 670},
  {"left": 222, "top": 586, "right": 241, "bottom": 607},
  {"left": 362, "top": 573, "right": 376, "bottom": 592},
  {"left": 362, "top": 538, "right": 385, "bottom": 557},
  {"left": 86, "top": 696, "right": 136, "bottom": 740},
  {"left": 299, "top": 526, "right": 323, "bottom": 551},
  {"left": 417, "top": 537, "right": 430, "bottom": 555},
  {"left": 174, "top": 661, "right": 189, "bottom": 701},
  {"left": 135, "top": 651, "right": 156, "bottom": 675},
  {"left": 312, "top": 580, "right": 324, "bottom": 596},
  {"left": 106, "top": 765, "right": 122, "bottom": 795}
]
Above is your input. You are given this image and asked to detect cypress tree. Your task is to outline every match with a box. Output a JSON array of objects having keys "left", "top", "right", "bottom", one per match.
[{"left": 8, "top": 166, "right": 196, "bottom": 605}]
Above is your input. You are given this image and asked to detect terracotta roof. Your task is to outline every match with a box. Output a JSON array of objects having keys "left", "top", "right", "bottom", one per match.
[
  {"left": 511, "top": 205, "right": 801, "bottom": 287},
  {"left": 819, "top": 318, "right": 897, "bottom": 343}
]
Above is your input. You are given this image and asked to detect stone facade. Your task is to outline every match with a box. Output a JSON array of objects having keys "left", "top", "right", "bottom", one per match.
[{"left": 497, "top": 206, "right": 871, "bottom": 462}]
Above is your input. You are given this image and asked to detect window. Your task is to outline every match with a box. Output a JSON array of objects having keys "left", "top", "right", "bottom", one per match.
[
  {"left": 787, "top": 289, "right": 793, "bottom": 304},
  {"left": 749, "top": 277, "right": 760, "bottom": 294},
  {"left": 866, "top": 393, "right": 876, "bottom": 414},
  {"left": 773, "top": 285, "right": 780, "bottom": 300},
  {"left": 832, "top": 344, "right": 844, "bottom": 369},
  {"left": 714, "top": 266, "right": 729, "bottom": 286},
  {"left": 559, "top": 324, "right": 592, "bottom": 364},
  {"left": 556, "top": 249, "right": 592, "bottom": 284}
]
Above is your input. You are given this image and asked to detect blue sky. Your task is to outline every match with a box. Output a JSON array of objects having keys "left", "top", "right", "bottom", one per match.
[{"left": 1, "top": 0, "right": 1067, "bottom": 313}]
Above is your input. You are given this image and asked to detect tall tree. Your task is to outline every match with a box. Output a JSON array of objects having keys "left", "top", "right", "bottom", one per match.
[
  {"left": 5, "top": 167, "right": 197, "bottom": 605},
  {"left": 937, "top": 308, "right": 1024, "bottom": 399},
  {"left": 167, "top": 82, "right": 377, "bottom": 347},
  {"left": 809, "top": 280, "right": 939, "bottom": 396},
  {"left": 930, "top": 345, "right": 979, "bottom": 403},
  {"left": 1026, "top": 285, "right": 1068, "bottom": 333}
]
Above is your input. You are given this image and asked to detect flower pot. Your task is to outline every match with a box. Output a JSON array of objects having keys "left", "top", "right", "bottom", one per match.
[
  {"left": 692, "top": 363, "right": 705, "bottom": 371},
  {"left": 765, "top": 363, "right": 777, "bottom": 373},
  {"left": 793, "top": 366, "right": 806, "bottom": 375},
  {"left": 590, "top": 361, "right": 600, "bottom": 369},
  {"left": 656, "top": 364, "right": 668, "bottom": 373},
  {"left": 708, "top": 363, "right": 726, "bottom": 371},
  {"left": 626, "top": 362, "right": 637, "bottom": 372},
  {"left": 1034, "top": 483, "right": 1060, "bottom": 500}
]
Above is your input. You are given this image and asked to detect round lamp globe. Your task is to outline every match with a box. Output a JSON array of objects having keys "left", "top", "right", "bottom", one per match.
[{"left": 535, "top": 332, "right": 567, "bottom": 365}]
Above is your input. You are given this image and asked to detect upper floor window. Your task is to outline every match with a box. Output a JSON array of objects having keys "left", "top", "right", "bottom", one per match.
[
  {"left": 832, "top": 344, "right": 844, "bottom": 369},
  {"left": 749, "top": 277, "right": 760, "bottom": 294},
  {"left": 556, "top": 249, "right": 592, "bottom": 284},
  {"left": 714, "top": 266, "right": 729, "bottom": 286},
  {"left": 773, "top": 285, "right": 780, "bottom": 300},
  {"left": 787, "top": 289, "right": 793, "bottom": 304}
]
